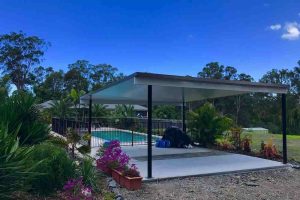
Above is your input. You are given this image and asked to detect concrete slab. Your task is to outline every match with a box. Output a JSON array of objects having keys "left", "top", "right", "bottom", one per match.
[
  {"left": 91, "top": 145, "right": 285, "bottom": 180},
  {"left": 135, "top": 154, "right": 285, "bottom": 180}
]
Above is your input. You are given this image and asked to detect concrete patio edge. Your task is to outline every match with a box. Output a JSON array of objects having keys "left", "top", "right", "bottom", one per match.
[{"left": 142, "top": 165, "right": 289, "bottom": 182}]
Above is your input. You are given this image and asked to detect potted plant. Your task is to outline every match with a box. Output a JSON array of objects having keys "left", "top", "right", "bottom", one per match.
[
  {"left": 119, "top": 164, "right": 142, "bottom": 190},
  {"left": 112, "top": 168, "right": 123, "bottom": 183},
  {"left": 96, "top": 140, "right": 130, "bottom": 176}
]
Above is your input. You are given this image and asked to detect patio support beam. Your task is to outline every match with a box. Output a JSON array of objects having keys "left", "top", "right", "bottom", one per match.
[
  {"left": 88, "top": 94, "right": 92, "bottom": 147},
  {"left": 282, "top": 93, "right": 287, "bottom": 164},
  {"left": 182, "top": 88, "right": 186, "bottom": 133},
  {"left": 147, "top": 85, "right": 153, "bottom": 178}
]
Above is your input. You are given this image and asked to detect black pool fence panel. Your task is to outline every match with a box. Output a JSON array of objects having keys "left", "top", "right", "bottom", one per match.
[{"left": 52, "top": 117, "right": 183, "bottom": 147}]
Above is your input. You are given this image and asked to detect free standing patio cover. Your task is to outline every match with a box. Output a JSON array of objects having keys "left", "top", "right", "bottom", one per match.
[{"left": 80, "top": 72, "right": 289, "bottom": 178}]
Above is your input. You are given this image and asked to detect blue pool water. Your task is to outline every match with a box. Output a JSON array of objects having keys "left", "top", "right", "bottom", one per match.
[{"left": 92, "top": 130, "right": 159, "bottom": 144}]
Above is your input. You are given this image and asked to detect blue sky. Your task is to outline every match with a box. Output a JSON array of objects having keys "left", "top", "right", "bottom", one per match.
[{"left": 0, "top": 0, "right": 300, "bottom": 80}]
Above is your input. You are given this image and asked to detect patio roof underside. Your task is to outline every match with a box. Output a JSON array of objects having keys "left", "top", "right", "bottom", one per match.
[{"left": 80, "top": 72, "right": 288, "bottom": 105}]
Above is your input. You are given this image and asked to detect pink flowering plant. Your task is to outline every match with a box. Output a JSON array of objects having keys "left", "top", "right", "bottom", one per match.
[
  {"left": 122, "top": 164, "right": 140, "bottom": 177},
  {"left": 96, "top": 140, "right": 130, "bottom": 172},
  {"left": 62, "top": 177, "right": 92, "bottom": 200}
]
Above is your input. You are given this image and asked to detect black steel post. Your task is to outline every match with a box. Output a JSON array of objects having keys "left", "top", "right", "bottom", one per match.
[
  {"left": 147, "top": 85, "right": 153, "bottom": 178},
  {"left": 131, "top": 130, "right": 134, "bottom": 146},
  {"left": 88, "top": 95, "right": 92, "bottom": 147},
  {"left": 282, "top": 94, "right": 287, "bottom": 164},
  {"left": 182, "top": 88, "right": 186, "bottom": 133}
]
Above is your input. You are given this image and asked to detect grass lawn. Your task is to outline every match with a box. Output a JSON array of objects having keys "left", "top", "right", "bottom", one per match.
[{"left": 242, "top": 130, "right": 300, "bottom": 162}]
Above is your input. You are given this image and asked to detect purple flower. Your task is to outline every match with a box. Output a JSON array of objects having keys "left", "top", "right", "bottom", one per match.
[
  {"left": 62, "top": 177, "right": 92, "bottom": 200},
  {"left": 96, "top": 140, "right": 130, "bottom": 172}
]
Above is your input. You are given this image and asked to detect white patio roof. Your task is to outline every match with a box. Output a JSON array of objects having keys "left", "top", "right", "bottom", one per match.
[{"left": 80, "top": 72, "right": 289, "bottom": 105}]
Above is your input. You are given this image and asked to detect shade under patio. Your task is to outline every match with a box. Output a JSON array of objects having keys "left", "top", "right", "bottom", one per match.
[{"left": 80, "top": 72, "right": 289, "bottom": 179}]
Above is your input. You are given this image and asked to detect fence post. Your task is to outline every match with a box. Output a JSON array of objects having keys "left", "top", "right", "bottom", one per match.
[
  {"left": 88, "top": 95, "right": 92, "bottom": 147},
  {"left": 131, "top": 130, "right": 134, "bottom": 146}
]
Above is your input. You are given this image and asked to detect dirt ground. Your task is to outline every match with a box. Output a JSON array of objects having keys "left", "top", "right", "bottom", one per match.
[{"left": 119, "top": 168, "right": 300, "bottom": 200}]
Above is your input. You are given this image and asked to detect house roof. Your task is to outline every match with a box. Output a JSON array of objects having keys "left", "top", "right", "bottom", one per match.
[
  {"left": 80, "top": 72, "right": 289, "bottom": 105},
  {"left": 37, "top": 100, "right": 147, "bottom": 111}
]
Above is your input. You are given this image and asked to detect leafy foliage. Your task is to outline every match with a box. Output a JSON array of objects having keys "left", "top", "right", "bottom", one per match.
[
  {"left": 0, "top": 92, "right": 49, "bottom": 145},
  {"left": 79, "top": 158, "right": 99, "bottom": 192},
  {"left": 28, "top": 142, "right": 76, "bottom": 195},
  {"left": 49, "top": 98, "right": 73, "bottom": 119},
  {"left": 188, "top": 103, "right": 233, "bottom": 146},
  {"left": 66, "top": 128, "right": 81, "bottom": 158},
  {"left": 92, "top": 104, "right": 109, "bottom": 118},
  {"left": 215, "top": 137, "right": 235, "bottom": 150},
  {"left": 153, "top": 105, "right": 180, "bottom": 119},
  {"left": 0, "top": 124, "right": 40, "bottom": 199},
  {"left": 0, "top": 31, "right": 48, "bottom": 90}
]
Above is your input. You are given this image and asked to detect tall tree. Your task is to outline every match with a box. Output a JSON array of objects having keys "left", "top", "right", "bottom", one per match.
[
  {"left": 34, "top": 70, "right": 65, "bottom": 102},
  {"left": 197, "top": 62, "right": 224, "bottom": 79},
  {"left": 0, "top": 32, "right": 48, "bottom": 90},
  {"left": 90, "top": 64, "right": 121, "bottom": 90},
  {"left": 0, "top": 75, "right": 10, "bottom": 101},
  {"left": 64, "top": 68, "right": 89, "bottom": 92}
]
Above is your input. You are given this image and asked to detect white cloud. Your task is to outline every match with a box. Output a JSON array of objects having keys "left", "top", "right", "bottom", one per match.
[
  {"left": 281, "top": 22, "right": 300, "bottom": 40},
  {"left": 269, "top": 24, "right": 281, "bottom": 30}
]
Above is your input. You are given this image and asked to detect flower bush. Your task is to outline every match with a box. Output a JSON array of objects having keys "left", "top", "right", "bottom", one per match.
[
  {"left": 62, "top": 177, "right": 92, "bottom": 200},
  {"left": 241, "top": 134, "right": 252, "bottom": 153},
  {"left": 96, "top": 140, "right": 130, "bottom": 172},
  {"left": 215, "top": 137, "right": 235, "bottom": 150},
  {"left": 122, "top": 164, "right": 140, "bottom": 177},
  {"left": 260, "top": 138, "right": 280, "bottom": 159}
]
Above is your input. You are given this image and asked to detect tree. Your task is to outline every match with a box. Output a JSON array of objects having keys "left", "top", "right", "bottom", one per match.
[
  {"left": 49, "top": 98, "right": 73, "bottom": 119},
  {"left": 64, "top": 68, "right": 89, "bottom": 92},
  {"left": 188, "top": 103, "right": 233, "bottom": 146},
  {"left": 114, "top": 104, "right": 135, "bottom": 118},
  {"left": 0, "top": 75, "right": 10, "bottom": 101},
  {"left": 33, "top": 70, "right": 65, "bottom": 102},
  {"left": 68, "top": 88, "right": 86, "bottom": 120},
  {"left": 153, "top": 105, "right": 180, "bottom": 119},
  {"left": 90, "top": 64, "right": 124, "bottom": 90},
  {"left": 0, "top": 32, "right": 48, "bottom": 90},
  {"left": 198, "top": 62, "right": 224, "bottom": 79},
  {"left": 92, "top": 104, "right": 109, "bottom": 118}
]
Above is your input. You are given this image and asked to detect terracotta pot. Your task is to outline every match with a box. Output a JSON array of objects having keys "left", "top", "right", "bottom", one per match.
[
  {"left": 120, "top": 175, "right": 143, "bottom": 190},
  {"left": 112, "top": 169, "right": 122, "bottom": 183},
  {"left": 100, "top": 166, "right": 112, "bottom": 176}
]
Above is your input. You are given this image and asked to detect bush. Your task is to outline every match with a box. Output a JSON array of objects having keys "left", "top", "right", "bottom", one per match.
[
  {"left": 241, "top": 134, "right": 252, "bottom": 153},
  {"left": 62, "top": 177, "right": 92, "bottom": 200},
  {"left": 229, "top": 127, "right": 242, "bottom": 149},
  {"left": 0, "top": 124, "right": 40, "bottom": 199},
  {"left": 0, "top": 92, "right": 49, "bottom": 145},
  {"left": 96, "top": 140, "right": 130, "bottom": 172},
  {"left": 215, "top": 138, "right": 235, "bottom": 150},
  {"left": 188, "top": 103, "right": 233, "bottom": 146},
  {"left": 28, "top": 143, "right": 76, "bottom": 195},
  {"left": 260, "top": 138, "right": 280, "bottom": 159},
  {"left": 79, "top": 158, "right": 99, "bottom": 192}
]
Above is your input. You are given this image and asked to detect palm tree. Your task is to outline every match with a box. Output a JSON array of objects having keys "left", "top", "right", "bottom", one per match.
[
  {"left": 69, "top": 88, "right": 86, "bottom": 120},
  {"left": 49, "top": 98, "right": 73, "bottom": 119}
]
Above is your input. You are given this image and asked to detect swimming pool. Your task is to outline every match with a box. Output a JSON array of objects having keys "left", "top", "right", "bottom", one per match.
[{"left": 92, "top": 130, "right": 161, "bottom": 145}]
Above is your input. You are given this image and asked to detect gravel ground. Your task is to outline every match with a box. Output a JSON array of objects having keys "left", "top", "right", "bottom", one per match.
[{"left": 119, "top": 168, "right": 300, "bottom": 200}]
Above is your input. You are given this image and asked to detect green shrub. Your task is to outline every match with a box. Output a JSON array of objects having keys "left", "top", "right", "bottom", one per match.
[
  {"left": 188, "top": 103, "right": 233, "bottom": 146},
  {"left": 215, "top": 137, "right": 235, "bottom": 150},
  {"left": 0, "top": 124, "right": 40, "bottom": 199},
  {"left": 28, "top": 143, "right": 75, "bottom": 195},
  {"left": 79, "top": 157, "right": 99, "bottom": 192},
  {"left": 46, "top": 135, "right": 68, "bottom": 149},
  {"left": 0, "top": 92, "right": 49, "bottom": 145}
]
